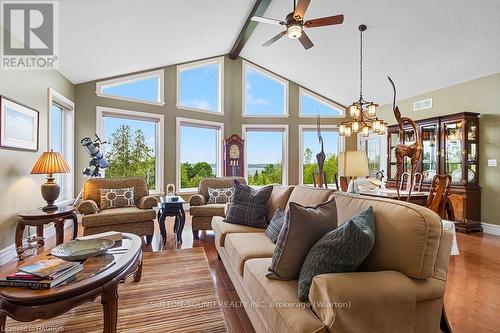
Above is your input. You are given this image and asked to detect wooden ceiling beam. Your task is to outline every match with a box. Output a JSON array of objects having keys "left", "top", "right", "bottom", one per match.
[{"left": 229, "top": 0, "right": 272, "bottom": 60}]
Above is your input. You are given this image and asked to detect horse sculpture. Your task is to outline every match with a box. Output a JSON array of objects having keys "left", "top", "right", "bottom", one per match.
[{"left": 388, "top": 76, "right": 423, "bottom": 201}]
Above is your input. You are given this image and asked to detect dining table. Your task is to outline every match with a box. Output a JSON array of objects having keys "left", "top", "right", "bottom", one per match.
[{"left": 359, "top": 188, "right": 429, "bottom": 205}]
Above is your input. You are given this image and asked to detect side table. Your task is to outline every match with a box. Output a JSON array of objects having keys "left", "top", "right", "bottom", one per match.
[
  {"left": 157, "top": 196, "right": 186, "bottom": 243},
  {"left": 15, "top": 206, "right": 78, "bottom": 257}
]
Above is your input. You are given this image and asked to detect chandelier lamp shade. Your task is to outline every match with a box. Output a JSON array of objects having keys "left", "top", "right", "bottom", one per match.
[{"left": 339, "top": 24, "right": 386, "bottom": 138}]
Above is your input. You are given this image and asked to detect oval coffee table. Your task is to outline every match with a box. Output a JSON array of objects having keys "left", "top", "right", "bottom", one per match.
[{"left": 0, "top": 233, "right": 143, "bottom": 333}]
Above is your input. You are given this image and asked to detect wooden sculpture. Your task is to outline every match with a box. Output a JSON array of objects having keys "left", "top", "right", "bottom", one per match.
[
  {"left": 388, "top": 76, "right": 423, "bottom": 201},
  {"left": 313, "top": 115, "right": 328, "bottom": 188}
]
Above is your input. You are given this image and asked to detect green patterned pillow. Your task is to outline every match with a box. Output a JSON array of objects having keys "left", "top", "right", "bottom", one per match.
[{"left": 297, "top": 206, "right": 376, "bottom": 302}]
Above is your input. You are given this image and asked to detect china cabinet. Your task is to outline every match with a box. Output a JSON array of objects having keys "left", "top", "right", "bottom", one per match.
[{"left": 386, "top": 112, "right": 481, "bottom": 233}]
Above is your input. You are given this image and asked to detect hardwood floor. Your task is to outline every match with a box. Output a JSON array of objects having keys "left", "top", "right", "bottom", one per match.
[{"left": 2, "top": 213, "right": 500, "bottom": 333}]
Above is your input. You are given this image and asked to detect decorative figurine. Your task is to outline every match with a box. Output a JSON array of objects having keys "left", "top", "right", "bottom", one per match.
[{"left": 313, "top": 115, "right": 328, "bottom": 188}]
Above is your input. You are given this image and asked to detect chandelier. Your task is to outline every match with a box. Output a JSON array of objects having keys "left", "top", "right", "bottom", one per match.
[{"left": 339, "top": 24, "right": 386, "bottom": 137}]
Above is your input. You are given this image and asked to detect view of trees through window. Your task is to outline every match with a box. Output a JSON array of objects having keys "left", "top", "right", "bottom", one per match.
[
  {"left": 366, "top": 138, "right": 381, "bottom": 173},
  {"left": 246, "top": 130, "right": 284, "bottom": 185},
  {"left": 179, "top": 124, "right": 220, "bottom": 189},
  {"left": 103, "top": 117, "right": 157, "bottom": 190},
  {"left": 302, "top": 130, "right": 339, "bottom": 185}
]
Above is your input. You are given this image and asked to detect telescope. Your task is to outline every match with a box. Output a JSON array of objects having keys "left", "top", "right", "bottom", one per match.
[{"left": 81, "top": 134, "right": 109, "bottom": 177}]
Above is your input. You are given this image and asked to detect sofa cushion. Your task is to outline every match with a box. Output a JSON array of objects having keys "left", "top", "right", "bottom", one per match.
[
  {"left": 265, "top": 209, "right": 286, "bottom": 244},
  {"left": 100, "top": 187, "right": 135, "bottom": 210},
  {"left": 82, "top": 206, "right": 156, "bottom": 227},
  {"left": 198, "top": 177, "right": 245, "bottom": 201},
  {"left": 332, "top": 192, "right": 442, "bottom": 279},
  {"left": 225, "top": 233, "right": 275, "bottom": 276},
  {"left": 83, "top": 177, "right": 149, "bottom": 209},
  {"left": 243, "top": 258, "right": 326, "bottom": 333},
  {"left": 297, "top": 207, "right": 376, "bottom": 302},
  {"left": 267, "top": 185, "right": 294, "bottom": 223},
  {"left": 207, "top": 187, "right": 234, "bottom": 204},
  {"left": 212, "top": 216, "right": 265, "bottom": 247},
  {"left": 225, "top": 181, "right": 273, "bottom": 228},
  {"left": 287, "top": 185, "right": 334, "bottom": 208},
  {"left": 267, "top": 198, "right": 338, "bottom": 281},
  {"left": 190, "top": 204, "right": 226, "bottom": 217}
]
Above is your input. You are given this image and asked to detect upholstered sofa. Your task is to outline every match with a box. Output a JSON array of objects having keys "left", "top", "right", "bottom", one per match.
[
  {"left": 77, "top": 178, "right": 157, "bottom": 243},
  {"left": 212, "top": 186, "right": 453, "bottom": 333},
  {"left": 189, "top": 177, "right": 245, "bottom": 239}
]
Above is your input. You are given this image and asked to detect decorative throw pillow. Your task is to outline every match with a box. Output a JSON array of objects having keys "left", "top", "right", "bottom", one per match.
[
  {"left": 265, "top": 209, "right": 286, "bottom": 244},
  {"left": 100, "top": 188, "right": 135, "bottom": 210},
  {"left": 266, "top": 198, "right": 338, "bottom": 280},
  {"left": 207, "top": 187, "right": 234, "bottom": 204},
  {"left": 297, "top": 206, "right": 376, "bottom": 302},
  {"left": 266, "top": 186, "right": 294, "bottom": 223},
  {"left": 225, "top": 180, "right": 273, "bottom": 228}
]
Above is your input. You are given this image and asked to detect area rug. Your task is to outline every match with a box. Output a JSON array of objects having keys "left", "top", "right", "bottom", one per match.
[{"left": 6, "top": 248, "right": 227, "bottom": 333}]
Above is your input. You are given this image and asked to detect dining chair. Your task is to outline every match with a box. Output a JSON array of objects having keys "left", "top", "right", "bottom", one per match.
[
  {"left": 399, "top": 172, "right": 423, "bottom": 192},
  {"left": 425, "top": 174, "right": 452, "bottom": 217}
]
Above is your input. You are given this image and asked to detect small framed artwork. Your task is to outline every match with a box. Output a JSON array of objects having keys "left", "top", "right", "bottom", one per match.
[{"left": 0, "top": 96, "right": 39, "bottom": 151}]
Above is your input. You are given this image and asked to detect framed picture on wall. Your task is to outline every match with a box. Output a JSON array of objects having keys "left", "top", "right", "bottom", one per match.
[{"left": 0, "top": 96, "right": 39, "bottom": 151}]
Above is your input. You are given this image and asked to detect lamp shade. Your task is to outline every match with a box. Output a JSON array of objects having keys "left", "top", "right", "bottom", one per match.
[
  {"left": 338, "top": 151, "right": 369, "bottom": 177},
  {"left": 31, "top": 151, "right": 71, "bottom": 175}
]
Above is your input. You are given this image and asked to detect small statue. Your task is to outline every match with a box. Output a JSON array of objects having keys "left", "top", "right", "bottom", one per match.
[
  {"left": 388, "top": 76, "right": 423, "bottom": 201},
  {"left": 313, "top": 115, "right": 328, "bottom": 188}
]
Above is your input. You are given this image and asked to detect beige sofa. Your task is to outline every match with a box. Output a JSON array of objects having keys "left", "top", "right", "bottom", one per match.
[
  {"left": 212, "top": 187, "right": 453, "bottom": 333},
  {"left": 77, "top": 178, "right": 157, "bottom": 243},
  {"left": 189, "top": 177, "right": 245, "bottom": 239}
]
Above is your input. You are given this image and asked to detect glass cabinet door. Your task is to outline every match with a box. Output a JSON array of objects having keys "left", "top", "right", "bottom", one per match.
[
  {"left": 421, "top": 125, "right": 438, "bottom": 182},
  {"left": 466, "top": 121, "right": 479, "bottom": 184},
  {"left": 389, "top": 132, "right": 399, "bottom": 179},
  {"left": 443, "top": 121, "right": 465, "bottom": 183}
]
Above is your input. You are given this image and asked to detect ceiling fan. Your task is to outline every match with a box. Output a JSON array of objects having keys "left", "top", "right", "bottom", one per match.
[{"left": 251, "top": 0, "right": 344, "bottom": 50}]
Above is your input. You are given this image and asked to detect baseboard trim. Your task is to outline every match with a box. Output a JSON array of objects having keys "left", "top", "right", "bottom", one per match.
[
  {"left": 0, "top": 220, "right": 74, "bottom": 266},
  {"left": 482, "top": 222, "right": 500, "bottom": 236}
]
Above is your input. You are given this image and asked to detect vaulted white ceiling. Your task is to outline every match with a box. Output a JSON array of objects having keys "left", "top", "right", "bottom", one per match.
[{"left": 58, "top": 0, "right": 500, "bottom": 105}]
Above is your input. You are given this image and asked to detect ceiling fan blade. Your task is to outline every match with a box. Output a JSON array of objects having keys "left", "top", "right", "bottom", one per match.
[
  {"left": 263, "top": 31, "right": 287, "bottom": 47},
  {"left": 304, "top": 14, "right": 344, "bottom": 28},
  {"left": 293, "top": 0, "right": 311, "bottom": 21},
  {"left": 298, "top": 31, "right": 314, "bottom": 49},
  {"left": 251, "top": 16, "right": 285, "bottom": 25}
]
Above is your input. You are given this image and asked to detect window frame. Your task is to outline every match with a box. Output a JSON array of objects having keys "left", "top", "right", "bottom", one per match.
[
  {"left": 176, "top": 57, "right": 224, "bottom": 115},
  {"left": 95, "top": 69, "right": 165, "bottom": 106},
  {"left": 299, "top": 87, "right": 345, "bottom": 118},
  {"left": 298, "top": 124, "right": 345, "bottom": 186},
  {"left": 96, "top": 106, "right": 165, "bottom": 194},
  {"left": 357, "top": 132, "right": 388, "bottom": 176},
  {"left": 242, "top": 60, "right": 289, "bottom": 118},
  {"left": 48, "top": 88, "right": 75, "bottom": 205},
  {"left": 176, "top": 117, "right": 225, "bottom": 193},
  {"left": 242, "top": 124, "right": 289, "bottom": 186}
]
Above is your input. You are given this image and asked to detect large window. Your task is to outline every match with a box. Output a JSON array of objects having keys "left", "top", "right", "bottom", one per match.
[
  {"left": 243, "top": 125, "right": 288, "bottom": 186},
  {"left": 243, "top": 61, "right": 288, "bottom": 117},
  {"left": 48, "top": 89, "right": 74, "bottom": 203},
  {"left": 299, "top": 126, "right": 340, "bottom": 186},
  {"left": 96, "top": 69, "right": 164, "bottom": 105},
  {"left": 177, "top": 57, "right": 223, "bottom": 113},
  {"left": 299, "top": 88, "right": 344, "bottom": 117},
  {"left": 177, "top": 118, "right": 223, "bottom": 191},
  {"left": 358, "top": 133, "right": 387, "bottom": 177},
  {"left": 97, "top": 107, "right": 164, "bottom": 192}
]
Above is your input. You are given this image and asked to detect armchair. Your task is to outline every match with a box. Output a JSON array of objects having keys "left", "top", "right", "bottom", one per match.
[
  {"left": 189, "top": 177, "right": 245, "bottom": 239},
  {"left": 77, "top": 178, "right": 157, "bottom": 244}
]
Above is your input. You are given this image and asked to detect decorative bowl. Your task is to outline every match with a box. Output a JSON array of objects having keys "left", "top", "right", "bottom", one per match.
[
  {"left": 51, "top": 239, "right": 115, "bottom": 261},
  {"left": 170, "top": 196, "right": 179, "bottom": 202}
]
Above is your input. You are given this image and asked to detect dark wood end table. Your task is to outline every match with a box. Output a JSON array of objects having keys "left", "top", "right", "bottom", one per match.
[
  {"left": 16, "top": 206, "right": 78, "bottom": 257},
  {"left": 157, "top": 196, "right": 186, "bottom": 243},
  {"left": 0, "top": 233, "right": 143, "bottom": 333}
]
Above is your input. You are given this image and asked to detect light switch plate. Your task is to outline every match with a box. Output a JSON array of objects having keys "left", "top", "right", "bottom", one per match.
[{"left": 488, "top": 159, "right": 497, "bottom": 167}]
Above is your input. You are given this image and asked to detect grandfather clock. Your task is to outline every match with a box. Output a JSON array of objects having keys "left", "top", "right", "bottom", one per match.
[{"left": 224, "top": 134, "right": 244, "bottom": 177}]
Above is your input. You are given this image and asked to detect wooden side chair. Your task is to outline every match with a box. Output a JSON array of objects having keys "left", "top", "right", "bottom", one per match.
[
  {"left": 425, "top": 174, "right": 452, "bottom": 218},
  {"left": 399, "top": 172, "right": 423, "bottom": 192},
  {"left": 334, "top": 173, "right": 350, "bottom": 192}
]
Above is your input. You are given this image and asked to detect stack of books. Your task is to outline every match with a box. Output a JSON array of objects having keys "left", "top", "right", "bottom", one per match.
[{"left": 0, "top": 258, "right": 83, "bottom": 289}]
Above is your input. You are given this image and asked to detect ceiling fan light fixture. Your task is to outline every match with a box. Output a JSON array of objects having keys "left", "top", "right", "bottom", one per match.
[{"left": 287, "top": 24, "right": 302, "bottom": 39}]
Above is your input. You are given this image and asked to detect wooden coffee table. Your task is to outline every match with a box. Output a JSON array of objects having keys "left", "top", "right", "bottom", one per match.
[{"left": 0, "top": 233, "right": 143, "bottom": 333}]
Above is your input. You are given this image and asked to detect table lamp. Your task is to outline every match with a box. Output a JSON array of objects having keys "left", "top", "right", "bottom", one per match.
[
  {"left": 31, "top": 150, "right": 71, "bottom": 212},
  {"left": 338, "top": 150, "right": 369, "bottom": 194}
]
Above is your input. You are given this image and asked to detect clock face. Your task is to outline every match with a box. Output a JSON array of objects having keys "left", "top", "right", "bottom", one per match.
[{"left": 229, "top": 144, "right": 240, "bottom": 159}]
